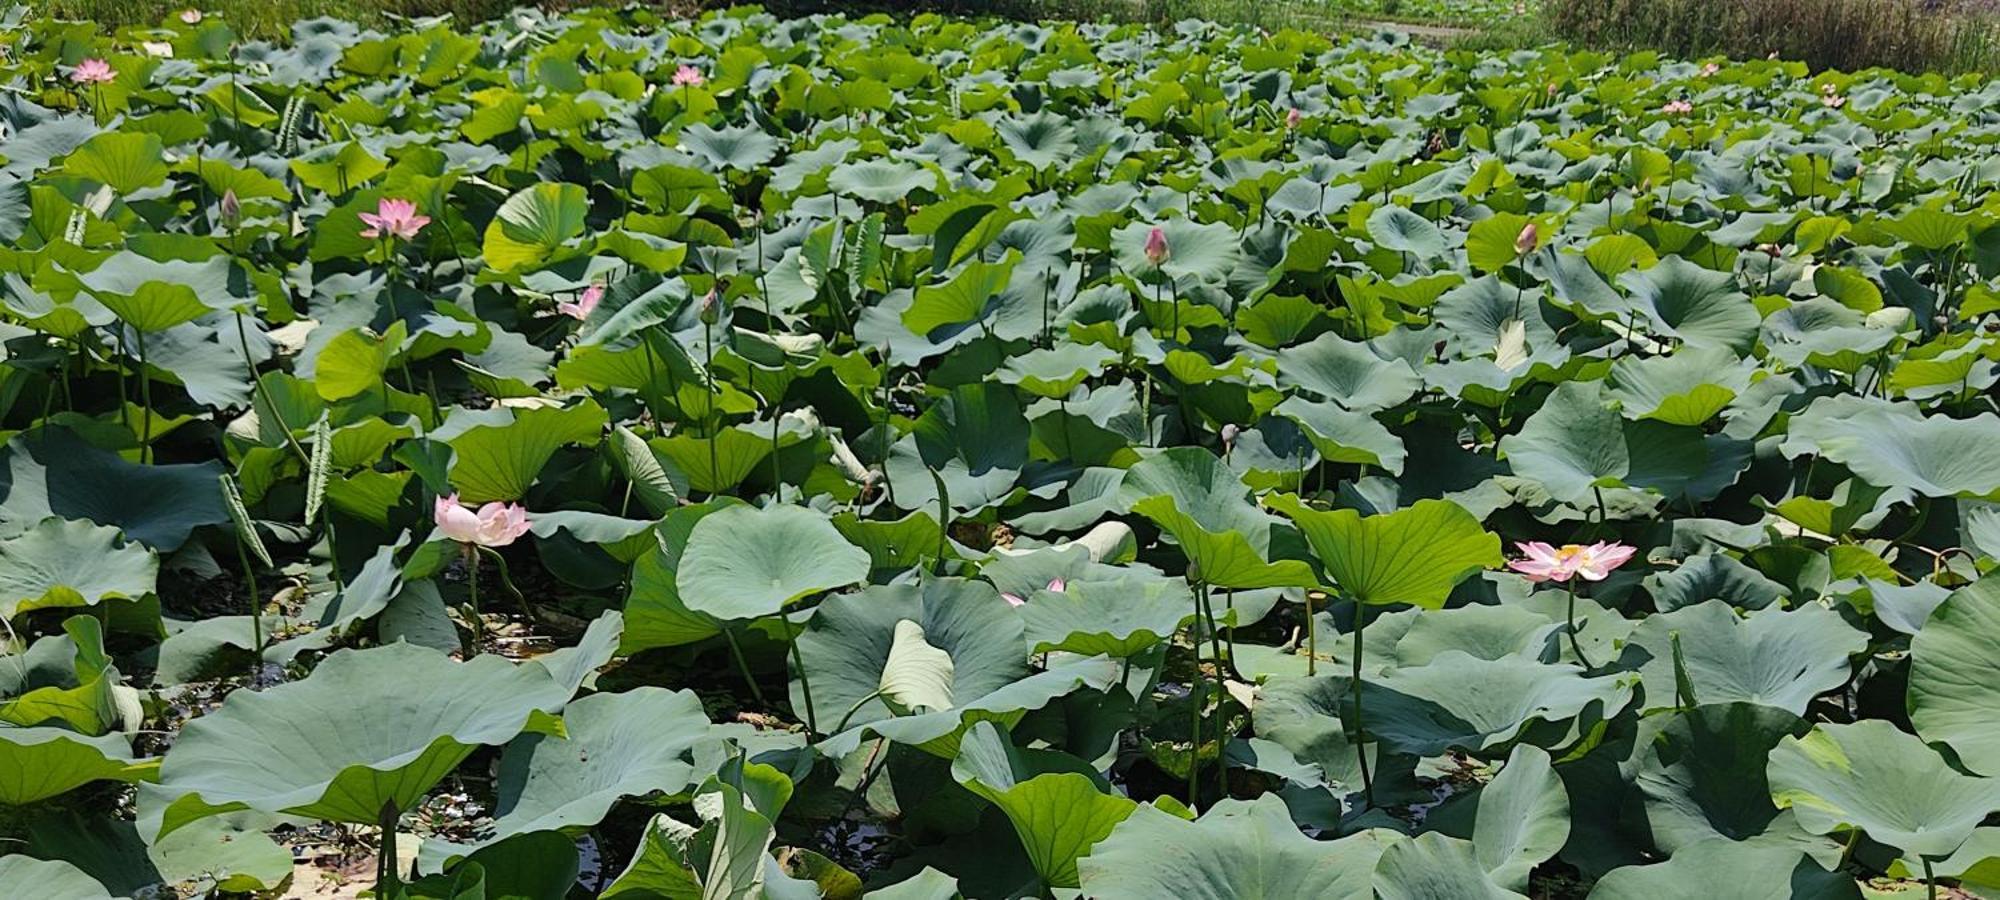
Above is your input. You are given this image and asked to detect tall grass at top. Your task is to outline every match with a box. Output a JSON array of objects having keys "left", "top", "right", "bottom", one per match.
[{"left": 1544, "top": 0, "right": 2000, "bottom": 74}]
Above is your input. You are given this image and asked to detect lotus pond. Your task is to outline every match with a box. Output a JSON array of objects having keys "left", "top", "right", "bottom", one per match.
[{"left": 3, "top": 5, "right": 2000, "bottom": 899}]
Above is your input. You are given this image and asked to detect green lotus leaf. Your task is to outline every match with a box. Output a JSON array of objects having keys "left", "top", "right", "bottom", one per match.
[
  {"left": 62, "top": 130, "right": 168, "bottom": 193},
  {"left": 1112, "top": 218, "right": 1242, "bottom": 284},
  {"left": 76, "top": 252, "right": 245, "bottom": 333},
  {"left": 1619, "top": 601, "right": 1866, "bottom": 715},
  {"left": 0, "top": 430, "right": 227, "bottom": 551},
  {"left": 679, "top": 122, "right": 782, "bottom": 172},
  {"left": 1643, "top": 551, "right": 1787, "bottom": 612},
  {"left": 1768, "top": 719, "right": 2000, "bottom": 859},
  {"left": 435, "top": 402, "right": 609, "bottom": 503},
  {"left": 1500, "top": 380, "right": 1708, "bottom": 506},
  {"left": 1122, "top": 447, "right": 1315, "bottom": 589},
  {"left": 1587, "top": 838, "right": 1859, "bottom": 900},
  {"left": 600, "top": 780, "right": 783, "bottom": 900},
  {"left": 903, "top": 253, "right": 1020, "bottom": 338},
  {"left": 1274, "top": 397, "right": 1407, "bottom": 475},
  {"left": 1366, "top": 205, "right": 1448, "bottom": 259},
  {"left": 796, "top": 577, "right": 1025, "bottom": 737},
  {"left": 1365, "top": 650, "right": 1631, "bottom": 755},
  {"left": 154, "top": 633, "right": 615, "bottom": 836},
  {"left": 1373, "top": 831, "right": 1526, "bottom": 900},
  {"left": 1018, "top": 578, "right": 1193, "bottom": 658},
  {"left": 1276, "top": 332, "right": 1422, "bottom": 412},
  {"left": 1782, "top": 397, "right": 2000, "bottom": 498},
  {"left": 998, "top": 342, "right": 1119, "bottom": 399},
  {"left": 1078, "top": 795, "right": 1393, "bottom": 899},
  {"left": 864, "top": 867, "right": 960, "bottom": 899},
  {"left": 1268, "top": 495, "right": 1500, "bottom": 609},
  {"left": 1618, "top": 255, "right": 1759, "bottom": 353},
  {"left": 1606, "top": 346, "right": 1753, "bottom": 426},
  {"left": 950, "top": 722, "right": 1136, "bottom": 889},
  {"left": 828, "top": 158, "right": 938, "bottom": 204},
  {"left": 428, "top": 687, "right": 717, "bottom": 862},
  {"left": 0, "top": 727, "right": 154, "bottom": 806},
  {"left": 484, "top": 183, "right": 590, "bottom": 273},
  {"left": 622, "top": 502, "right": 735, "bottom": 652},
  {"left": 1632, "top": 703, "right": 1810, "bottom": 853},
  {"left": 1474, "top": 744, "right": 1570, "bottom": 890},
  {"left": 675, "top": 503, "right": 869, "bottom": 621},
  {"left": 1909, "top": 574, "right": 2000, "bottom": 776},
  {"left": 0, "top": 855, "right": 111, "bottom": 899},
  {"left": 0, "top": 518, "right": 156, "bottom": 621},
  {"left": 887, "top": 382, "right": 1030, "bottom": 514}
]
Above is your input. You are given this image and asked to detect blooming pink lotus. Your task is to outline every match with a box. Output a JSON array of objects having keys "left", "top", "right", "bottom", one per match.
[
  {"left": 1143, "top": 227, "right": 1170, "bottom": 266},
  {"left": 1507, "top": 541, "right": 1636, "bottom": 583},
  {"left": 1285, "top": 108, "right": 1302, "bottom": 129},
  {"left": 434, "top": 494, "right": 530, "bottom": 548},
  {"left": 1514, "top": 221, "right": 1539, "bottom": 256},
  {"left": 180, "top": 8, "right": 204, "bottom": 24},
  {"left": 1821, "top": 93, "right": 1846, "bottom": 109},
  {"left": 1700, "top": 62, "right": 1721, "bottom": 77},
  {"left": 1002, "top": 577, "right": 1066, "bottom": 608},
  {"left": 672, "top": 65, "right": 705, "bottom": 86},
  {"left": 1661, "top": 99, "right": 1694, "bottom": 116},
  {"left": 558, "top": 283, "right": 604, "bottom": 320},
  {"left": 70, "top": 58, "right": 116, "bottom": 85},
  {"left": 358, "top": 197, "right": 430, "bottom": 241}
]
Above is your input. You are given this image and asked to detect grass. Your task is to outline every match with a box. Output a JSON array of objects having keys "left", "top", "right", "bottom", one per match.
[{"left": 1542, "top": 0, "right": 2000, "bottom": 73}]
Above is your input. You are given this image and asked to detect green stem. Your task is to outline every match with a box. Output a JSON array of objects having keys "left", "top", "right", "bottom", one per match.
[
  {"left": 1565, "top": 581, "right": 1594, "bottom": 669},
  {"left": 788, "top": 616, "right": 819, "bottom": 733},
  {"left": 465, "top": 545, "right": 481, "bottom": 655},
  {"left": 1305, "top": 590, "right": 1317, "bottom": 676},
  {"left": 477, "top": 545, "right": 532, "bottom": 620},
  {"left": 703, "top": 319, "right": 721, "bottom": 497},
  {"left": 722, "top": 626, "right": 768, "bottom": 708},
  {"left": 135, "top": 329, "right": 153, "bottom": 464},
  {"left": 834, "top": 687, "right": 885, "bottom": 734},
  {"left": 377, "top": 801, "right": 400, "bottom": 898},
  {"left": 1351, "top": 601, "right": 1375, "bottom": 806},
  {"left": 1924, "top": 857, "right": 1937, "bottom": 900},
  {"left": 234, "top": 530, "right": 264, "bottom": 682},
  {"left": 234, "top": 312, "right": 309, "bottom": 464}
]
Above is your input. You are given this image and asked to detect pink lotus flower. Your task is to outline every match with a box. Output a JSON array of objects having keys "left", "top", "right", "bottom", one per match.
[
  {"left": 671, "top": 65, "right": 705, "bottom": 86},
  {"left": 1821, "top": 94, "right": 1846, "bottom": 109},
  {"left": 558, "top": 283, "right": 604, "bottom": 320},
  {"left": 180, "top": 8, "right": 203, "bottom": 23},
  {"left": 219, "top": 188, "right": 240, "bottom": 227},
  {"left": 1507, "top": 541, "right": 1636, "bottom": 583},
  {"left": 1661, "top": 99, "right": 1694, "bottom": 116},
  {"left": 1514, "top": 221, "right": 1539, "bottom": 256},
  {"left": 1285, "top": 108, "right": 1302, "bottom": 129},
  {"left": 1002, "top": 577, "right": 1066, "bottom": 608},
  {"left": 358, "top": 197, "right": 430, "bottom": 241},
  {"left": 1700, "top": 62, "right": 1720, "bottom": 77},
  {"left": 433, "top": 493, "right": 530, "bottom": 548},
  {"left": 1143, "top": 226, "right": 1170, "bottom": 266},
  {"left": 70, "top": 58, "right": 116, "bottom": 85}
]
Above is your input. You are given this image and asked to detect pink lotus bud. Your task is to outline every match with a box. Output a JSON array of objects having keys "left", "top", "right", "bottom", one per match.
[
  {"left": 698, "top": 286, "right": 722, "bottom": 325},
  {"left": 1514, "top": 222, "right": 1539, "bottom": 256},
  {"left": 1046, "top": 578, "right": 1066, "bottom": 592},
  {"left": 558, "top": 283, "right": 604, "bottom": 320},
  {"left": 219, "top": 188, "right": 240, "bottom": 226},
  {"left": 1143, "top": 227, "right": 1169, "bottom": 266},
  {"left": 1285, "top": 108, "right": 1301, "bottom": 129}
]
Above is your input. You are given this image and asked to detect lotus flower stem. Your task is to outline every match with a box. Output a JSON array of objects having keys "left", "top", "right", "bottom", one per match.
[
  {"left": 703, "top": 318, "right": 721, "bottom": 496},
  {"left": 834, "top": 687, "right": 885, "bottom": 734},
  {"left": 376, "top": 801, "right": 400, "bottom": 896},
  {"left": 1924, "top": 858, "right": 1937, "bottom": 900},
  {"left": 1351, "top": 601, "right": 1375, "bottom": 806},
  {"left": 878, "top": 347, "right": 897, "bottom": 507},
  {"left": 134, "top": 329, "right": 154, "bottom": 464},
  {"left": 722, "top": 626, "right": 768, "bottom": 707},
  {"left": 477, "top": 545, "right": 532, "bottom": 620},
  {"left": 232, "top": 525, "right": 264, "bottom": 680},
  {"left": 930, "top": 469, "right": 950, "bottom": 575},
  {"left": 1187, "top": 668, "right": 1201, "bottom": 811},
  {"left": 1305, "top": 590, "right": 1317, "bottom": 676},
  {"left": 232, "top": 311, "right": 309, "bottom": 464},
  {"left": 1565, "top": 581, "right": 1593, "bottom": 669},
  {"left": 789, "top": 627, "right": 819, "bottom": 733},
  {"left": 464, "top": 544, "right": 482, "bottom": 652}
]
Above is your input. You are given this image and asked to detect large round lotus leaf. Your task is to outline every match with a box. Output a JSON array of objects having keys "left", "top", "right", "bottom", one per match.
[
  {"left": 0, "top": 430, "right": 228, "bottom": 551},
  {"left": 1112, "top": 218, "right": 1242, "bottom": 284},
  {"left": 600, "top": 781, "right": 781, "bottom": 900},
  {"left": 1781, "top": 397, "right": 2000, "bottom": 498},
  {"left": 1387, "top": 603, "right": 1560, "bottom": 667},
  {"left": 1499, "top": 381, "right": 1707, "bottom": 507},
  {"left": 885, "top": 383, "right": 1030, "bottom": 514},
  {"left": 0, "top": 855, "right": 110, "bottom": 899},
  {"left": 75, "top": 252, "right": 245, "bottom": 332},
  {"left": 1618, "top": 601, "right": 1866, "bottom": 715},
  {"left": 155, "top": 638, "right": 610, "bottom": 834},
  {"left": 0, "top": 518, "right": 156, "bottom": 620},
  {"left": 950, "top": 724, "right": 1136, "bottom": 890},
  {"left": 1909, "top": 574, "right": 2000, "bottom": 775},
  {"left": 1122, "top": 448, "right": 1316, "bottom": 589},
  {"left": 675, "top": 503, "right": 870, "bottom": 621},
  {"left": 1617, "top": 255, "right": 1759, "bottom": 353},
  {"left": 1018, "top": 577, "right": 1192, "bottom": 658},
  {"left": 998, "top": 342, "right": 1121, "bottom": 399},
  {"left": 1632, "top": 702, "right": 1809, "bottom": 852},
  {"left": 1269, "top": 495, "right": 1501, "bottom": 609},
  {"left": 1586, "top": 838, "right": 1859, "bottom": 900},
  {"left": 1767, "top": 720, "right": 2000, "bottom": 859},
  {"left": 1366, "top": 651, "right": 1631, "bottom": 755},
  {"left": 1606, "top": 346, "right": 1754, "bottom": 426},
  {"left": 436, "top": 402, "right": 610, "bottom": 503},
  {"left": 1366, "top": 205, "right": 1448, "bottom": 259},
  {"left": 1273, "top": 397, "right": 1408, "bottom": 475},
  {"left": 795, "top": 577, "right": 1025, "bottom": 733},
  {"left": 1474, "top": 744, "right": 1569, "bottom": 890},
  {"left": 1077, "top": 796, "right": 1394, "bottom": 899},
  {"left": 816, "top": 656, "right": 1119, "bottom": 759},
  {"left": 0, "top": 728, "right": 153, "bottom": 806},
  {"left": 424, "top": 687, "right": 718, "bottom": 863},
  {"left": 1373, "top": 831, "right": 1526, "bottom": 900},
  {"left": 1275, "top": 332, "right": 1422, "bottom": 412},
  {"left": 482, "top": 182, "right": 590, "bottom": 273}
]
